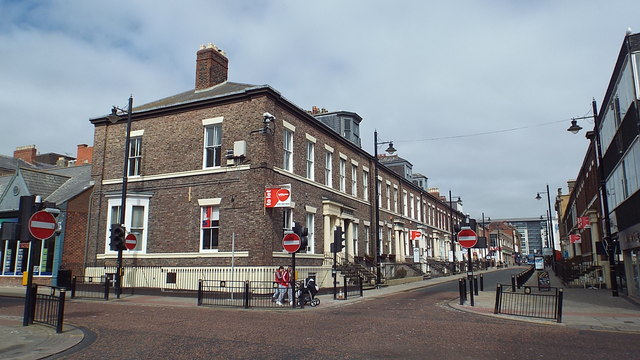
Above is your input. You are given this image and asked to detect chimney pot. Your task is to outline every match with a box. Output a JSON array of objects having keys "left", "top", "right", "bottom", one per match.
[{"left": 195, "top": 43, "right": 229, "bottom": 91}]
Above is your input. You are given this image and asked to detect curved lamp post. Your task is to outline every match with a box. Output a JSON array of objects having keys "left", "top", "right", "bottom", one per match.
[
  {"left": 536, "top": 185, "right": 556, "bottom": 271},
  {"left": 448, "top": 191, "right": 462, "bottom": 273},
  {"left": 107, "top": 95, "right": 133, "bottom": 299},
  {"left": 373, "top": 130, "right": 396, "bottom": 285}
]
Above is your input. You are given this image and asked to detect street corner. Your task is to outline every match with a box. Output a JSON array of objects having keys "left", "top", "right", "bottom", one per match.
[{"left": 0, "top": 316, "right": 85, "bottom": 360}]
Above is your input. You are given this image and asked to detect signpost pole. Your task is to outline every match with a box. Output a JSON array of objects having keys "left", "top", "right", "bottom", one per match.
[
  {"left": 291, "top": 252, "right": 296, "bottom": 308},
  {"left": 281, "top": 232, "right": 300, "bottom": 307},
  {"left": 457, "top": 227, "right": 477, "bottom": 307},
  {"left": 468, "top": 248, "right": 474, "bottom": 306}
]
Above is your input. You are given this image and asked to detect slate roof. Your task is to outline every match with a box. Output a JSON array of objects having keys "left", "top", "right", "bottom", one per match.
[
  {"left": 21, "top": 168, "right": 71, "bottom": 199},
  {"left": 0, "top": 154, "right": 36, "bottom": 172},
  {"left": 44, "top": 165, "right": 92, "bottom": 204},
  {"left": 0, "top": 165, "right": 92, "bottom": 210},
  {"left": 131, "top": 81, "right": 264, "bottom": 113},
  {"left": 0, "top": 175, "right": 11, "bottom": 196}
]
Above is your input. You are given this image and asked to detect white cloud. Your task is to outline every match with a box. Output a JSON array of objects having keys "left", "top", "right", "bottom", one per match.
[{"left": 1, "top": 0, "right": 639, "bottom": 219}]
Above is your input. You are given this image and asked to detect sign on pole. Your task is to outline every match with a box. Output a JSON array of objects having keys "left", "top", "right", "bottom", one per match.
[
  {"left": 577, "top": 216, "right": 590, "bottom": 229},
  {"left": 457, "top": 228, "right": 478, "bottom": 248},
  {"left": 28, "top": 210, "right": 57, "bottom": 241},
  {"left": 283, "top": 232, "right": 301, "bottom": 253},
  {"left": 125, "top": 233, "right": 137, "bottom": 250},
  {"left": 569, "top": 234, "right": 581, "bottom": 244}
]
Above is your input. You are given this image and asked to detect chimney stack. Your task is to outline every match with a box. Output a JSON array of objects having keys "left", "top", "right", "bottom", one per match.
[
  {"left": 195, "top": 43, "right": 228, "bottom": 91},
  {"left": 14, "top": 145, "right": 37, "bottom": 164},
  {"left": 76, "top": 144, "right": 93, "bottom": 165}
]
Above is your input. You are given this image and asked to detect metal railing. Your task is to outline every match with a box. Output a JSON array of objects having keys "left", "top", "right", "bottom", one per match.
[
  {"left": 341, "top": 276, "right": 363, "bottom": 300},
  {"left": 494, "top": 283, "right": 564, "bottom": 322},
  {"left": 511, "top": 266, "right": 535, "bottom": 290},
  {"left": 29, "top": 284, "right": 67, "bottom": 333},
  {"left": 71, "top": 275, "right": 110, "bottom": 300},
  {"left": 198, "top": 280, "right": 297, "bottom": 309}
]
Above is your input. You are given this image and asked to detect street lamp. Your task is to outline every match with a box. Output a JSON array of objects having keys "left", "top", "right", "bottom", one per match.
[
  {"left": 566, "top": 99, "right": 619, "bottom": 297},
  {"left": 107, "top": 95, "right": 134, "bottom": 299},
  {"left": 535, "top": 185, "right": 556, "bottom": 271},
  {"left": 373, "top": 130, "right": 396, "bottom": 285},
  {"left": 448, "top": 191, "right": 462, "bottom": 273},
  {"left": 481, "top": 212, "right": 491, "bottom": 268}
]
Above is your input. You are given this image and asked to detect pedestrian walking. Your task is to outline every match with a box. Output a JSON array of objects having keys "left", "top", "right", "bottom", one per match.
[
  {"left": 272, "top": 266, "right": 284, "bottom": 302},
  {"left": 276, "top": 266, "right": 288, "bottom": 306},
  {"left": 277, "top": 266, "right": 292, "bottom": 306}
]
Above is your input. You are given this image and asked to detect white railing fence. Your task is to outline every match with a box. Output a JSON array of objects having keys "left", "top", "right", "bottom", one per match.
[{"left": 85, "top": 265, "right": 334, "bottom": 291}]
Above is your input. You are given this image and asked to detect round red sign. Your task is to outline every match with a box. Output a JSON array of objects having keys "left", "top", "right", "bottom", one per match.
[
  {"left": 125, "top": 233, "right": 137, "bottom": 250},
  {"left": 276, "top": 189, "right": 290, "bottom": 202},
  {"left": 282, "top": 232, "right": 301, "bottom": 253},
  {"left": 28, "top": 210, "right": 57, "bottom": 240},
  {"left": 457, "top": 228, "right": 478, "bottom": 248}
]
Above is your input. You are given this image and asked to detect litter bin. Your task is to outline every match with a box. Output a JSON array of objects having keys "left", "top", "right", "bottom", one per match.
[{"left": 57, "top": 269, "right": 72, "bottom": 289}]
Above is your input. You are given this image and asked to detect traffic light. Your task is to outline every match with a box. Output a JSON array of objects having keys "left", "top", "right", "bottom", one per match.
[
  {"left": 462, "top": 218, "right": 477, "bottom": 232},
  {"left": 292, "top": 222, "right": 309, "bottom": 253},
  {"left": 332, "top": 226, "right": 345, "bottom": 253},
  {"left": 18, "top": 195, "right": 35, "bottom": 242},
  {"left": 110, "top": 224, "right": 126, "bottom": 251}
]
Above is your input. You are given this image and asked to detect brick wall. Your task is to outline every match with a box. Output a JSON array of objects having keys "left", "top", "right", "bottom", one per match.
[{"left": 60, "top": 188, "right": 92, "bottom": 277}]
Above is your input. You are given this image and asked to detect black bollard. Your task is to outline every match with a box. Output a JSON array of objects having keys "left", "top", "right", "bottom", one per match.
[
  {"left": 480, "top": 274, "right": 484, "bottom": 292},
  {"left": 474, "top": 275, "right": 479, "bottom": 296}
]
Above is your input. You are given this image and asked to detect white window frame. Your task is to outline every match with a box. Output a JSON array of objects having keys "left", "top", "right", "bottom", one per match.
[
  {"left": 351, "top": 164, "right": 358, "bottom": 196},
  {"left": 105, "top": 195, "right": 150, "bottom": 254},
  {"left": 128, "top": 136, "right": 142, "bottom": 177},
  {"left": 403, "top": 190, "right": 408, "bottom": 217},
  {"left": 283, "top": 208, "right": 293, "bottom": 231},
  {"left": 200, "top": 205, "right": 220, "bottom": 252},
  {"left": 393, "top": 186, "right": 399, "bottom": 213},
  {"left": 306, "top": 212, "right": 315, "bottom": 254},
  {"left": 386, "top": 183, "right": 391, "bottom": 210},
  {"left": 339, "top": 158, "right": 346, "bottom": 192},
  {"left": 362, "top": 170, "right": 369, "bottom": 201},
  {"left": 352, "top": 223, "right": 359, "bottom": 256},
  {"left": 306, "top": 141, "right": 315, "bottom": 180},
  {"left": 203, "top": 123, "right": 222, "bottom": 168},
  {"left": 410, "top": 194, "right": 415, "bottom": 219},
  {"left": 325, "top": 151, "right": 333, "bottom": 187},
  {"left": 364, "top": 225, "right": 370, "bottom": 255},
  {"left": 283, "top": 129, "right": 293, "bottom": 172}
]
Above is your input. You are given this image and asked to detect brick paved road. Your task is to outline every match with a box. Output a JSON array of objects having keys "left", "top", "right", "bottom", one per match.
[{"left": 2, "top": 273, "right": 638, "bottom": 360}]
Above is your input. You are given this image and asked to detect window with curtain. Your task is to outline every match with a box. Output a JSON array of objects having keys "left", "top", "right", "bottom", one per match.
[
  {"left": 201, "top": 206, "right": 220, "bottom": 250},
  {"left": 204, "top": 124, "right": 222, "bottom": 168}
]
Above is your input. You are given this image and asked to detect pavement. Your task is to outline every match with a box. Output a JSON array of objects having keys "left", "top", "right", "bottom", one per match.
[{"left": 1, "top": 266, "right": 639, "bottom": 359}]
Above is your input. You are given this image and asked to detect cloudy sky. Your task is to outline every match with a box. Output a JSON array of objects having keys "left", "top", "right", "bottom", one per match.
[{"left": 1, "top": 1, "right": 639, "bottom": 221}]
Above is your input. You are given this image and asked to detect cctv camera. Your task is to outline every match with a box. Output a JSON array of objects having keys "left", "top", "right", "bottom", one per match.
[{"left": 263, "top": 112, "right": 275, "bottom": 122}]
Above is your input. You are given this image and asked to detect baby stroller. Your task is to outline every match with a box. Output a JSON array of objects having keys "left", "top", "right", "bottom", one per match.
[{"left": 296, "top": 277, "right": 320, "bottom": 307}]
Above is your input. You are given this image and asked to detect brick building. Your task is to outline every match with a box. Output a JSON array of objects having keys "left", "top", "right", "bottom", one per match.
[
  {"left": 560, "top": 32, "right": 640, "bottom": 298},
  {"left": 85, "top": 43, "right": 465, "bottom": 284}
]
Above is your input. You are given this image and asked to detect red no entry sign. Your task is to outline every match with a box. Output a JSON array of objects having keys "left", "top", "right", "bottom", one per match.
[
  {"left": 125, "top": 233, "right": 137, "bottom": 250},
  {"left": 28, "top": 210, "right": 57, "bottom": 240},
  {"left": 457, "top": 228, "right": 478, "bottom": 248},
  {"left": 283, "top": 232, "right": 301, "bottom": 253}
]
